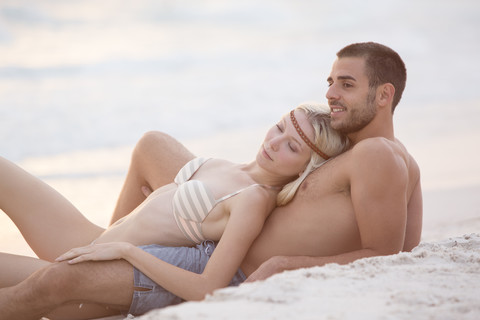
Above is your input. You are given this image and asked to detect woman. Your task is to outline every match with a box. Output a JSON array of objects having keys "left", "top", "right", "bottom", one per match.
[{"left": 0, "top": 103, "right": 348, "bottom": 318}]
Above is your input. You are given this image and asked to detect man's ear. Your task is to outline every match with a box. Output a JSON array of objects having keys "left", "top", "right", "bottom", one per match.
[{"left": 377, "top": 83, "right": 395, "bottom": 108}]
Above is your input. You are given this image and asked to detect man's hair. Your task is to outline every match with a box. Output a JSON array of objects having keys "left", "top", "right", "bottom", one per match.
[{"left": 337, "top": 42, "right": 407, "bottom": 113}]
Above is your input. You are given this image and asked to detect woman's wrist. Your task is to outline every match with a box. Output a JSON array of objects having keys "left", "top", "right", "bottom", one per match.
[{"left": 120, "top": 242, "right": 136, "bottom": 259}]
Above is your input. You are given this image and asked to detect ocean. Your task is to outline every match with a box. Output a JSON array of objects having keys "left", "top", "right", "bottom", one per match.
[{"left": 0, "top": 1, "right": 480, "bottom": 254}]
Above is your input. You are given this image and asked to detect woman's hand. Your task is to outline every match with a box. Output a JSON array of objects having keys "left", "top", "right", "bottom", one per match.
[{"left": 55, "top": 242, "right": 134, "bottom": 265}]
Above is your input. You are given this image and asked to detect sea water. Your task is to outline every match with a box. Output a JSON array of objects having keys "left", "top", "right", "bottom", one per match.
[{"left": 1, "top": 0, "right": 480, "bottom": 255}]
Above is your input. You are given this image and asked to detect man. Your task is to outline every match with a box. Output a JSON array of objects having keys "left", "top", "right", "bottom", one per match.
[{"left": 0, "top": 42, "right": 422, "bottom": 319}]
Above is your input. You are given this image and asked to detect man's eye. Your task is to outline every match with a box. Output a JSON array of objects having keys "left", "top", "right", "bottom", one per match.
[{"left": 343, "top": 83, "right": 353, "bottom": 88}]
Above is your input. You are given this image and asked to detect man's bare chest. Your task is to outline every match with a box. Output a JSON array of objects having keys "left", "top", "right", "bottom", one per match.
[{"left": 297, "top": 160, "right": 350, "bottom": 200}]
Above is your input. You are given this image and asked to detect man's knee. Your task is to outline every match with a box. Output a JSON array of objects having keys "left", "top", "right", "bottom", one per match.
[
  {"left": 19, "top": 262, "right": 77, "bottom": 306},
  {"left": 32, "top": 260, "right": 134, "bottom": 305},
  {"left": 16, "top": 261, "right": 133, "bottom": 317}
]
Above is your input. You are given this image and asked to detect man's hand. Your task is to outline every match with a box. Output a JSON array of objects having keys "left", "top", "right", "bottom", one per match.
[{"left": 245, "top": 256, "right": 287, "bottom": 283}]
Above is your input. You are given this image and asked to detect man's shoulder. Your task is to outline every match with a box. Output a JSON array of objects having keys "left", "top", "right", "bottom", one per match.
[
  {"left": 351, "top": 137, "right": 394, "bottom": 153},
  {"left": 350, "top": 137, "right": 412, "bottom": 162},
  {"left": 347, "top": 137, "right": 414, "bottom": 175}
]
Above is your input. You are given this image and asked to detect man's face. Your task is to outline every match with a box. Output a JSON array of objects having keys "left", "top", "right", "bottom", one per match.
[{"left": 326, "top": 57, "right": 377, "bottom": 135}]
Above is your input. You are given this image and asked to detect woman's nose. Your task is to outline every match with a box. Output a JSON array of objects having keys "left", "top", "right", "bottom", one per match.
[{"left": 269, "top": 137, "right": 281, "bottom": 151}]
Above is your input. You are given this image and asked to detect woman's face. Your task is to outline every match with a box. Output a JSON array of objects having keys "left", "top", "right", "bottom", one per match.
[{"left": 258, "top": 109, "right": 314, "bottom": 178}]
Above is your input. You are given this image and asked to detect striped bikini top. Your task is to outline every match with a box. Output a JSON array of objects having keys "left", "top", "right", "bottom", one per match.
[{"left": 172, "top": 157, "right": 261, "bottom": 244}]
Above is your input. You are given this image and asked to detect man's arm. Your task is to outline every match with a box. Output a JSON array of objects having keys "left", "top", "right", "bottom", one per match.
[{"left": 245, "top": 249, "right": 380, "bottom": 282}]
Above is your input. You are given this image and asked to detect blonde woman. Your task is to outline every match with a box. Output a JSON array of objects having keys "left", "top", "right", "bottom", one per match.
[{"left": 0, "top": 103, "right": 348, "bottom": 318}]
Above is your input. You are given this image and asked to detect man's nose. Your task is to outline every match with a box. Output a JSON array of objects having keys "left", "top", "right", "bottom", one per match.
[{"left": 326, "top": 84, "right": 339, "bottom": 101}]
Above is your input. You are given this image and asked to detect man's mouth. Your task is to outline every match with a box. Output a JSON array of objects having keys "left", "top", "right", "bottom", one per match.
[
  {"left": 329, "top": 101, "right": 346, "bottom": 115},
  {"left": 331, "top": 107, "right": 345, "bottom": 113}
]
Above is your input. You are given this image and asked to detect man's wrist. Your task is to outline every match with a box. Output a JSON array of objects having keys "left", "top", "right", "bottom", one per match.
[{"left": 268, "top": 256, "right": 290, "bottom": 273}]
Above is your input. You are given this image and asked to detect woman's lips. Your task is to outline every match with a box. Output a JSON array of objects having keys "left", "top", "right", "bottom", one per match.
[{"left": 262, "top": 146, "right": 273, "bottom": 160}]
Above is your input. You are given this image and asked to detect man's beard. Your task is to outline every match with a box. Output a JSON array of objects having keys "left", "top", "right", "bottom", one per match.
[{"left": 333, "top": 88, "right": 377, "bottom": 135}]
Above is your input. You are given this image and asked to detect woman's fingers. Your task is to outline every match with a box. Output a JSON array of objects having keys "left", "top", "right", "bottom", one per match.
[
  {"left": 55, "top": 242, "right": 131, "bottom": 264},
  {"left": 66, "top": 254, "right": 91, "bottom": 264},
  {"left": 55, "top": 245, "right": 93, "bottom": 262}
]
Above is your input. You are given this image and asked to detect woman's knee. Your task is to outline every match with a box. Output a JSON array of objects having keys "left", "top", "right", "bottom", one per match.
[
  {"left": 136, "top": 131, "right": 171, "bottom": 151},
  {"left": 132, "top": 131, "right": 184, "bottom": 165},
  {"left": 131, "top": 131, "right": 194, "bottom": 179}
]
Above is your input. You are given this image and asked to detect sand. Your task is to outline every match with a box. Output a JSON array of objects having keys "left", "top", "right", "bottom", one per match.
[{"left": 137, "top": 234, "right": 480, "bottom": 320}]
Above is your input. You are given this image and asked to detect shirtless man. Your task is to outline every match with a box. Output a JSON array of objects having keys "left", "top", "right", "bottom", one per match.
[{"left": 0, "top": 42, "right": 422, "bottom": 319}]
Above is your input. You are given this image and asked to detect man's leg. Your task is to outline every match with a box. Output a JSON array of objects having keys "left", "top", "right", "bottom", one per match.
[
  {"left": 0, "top": 259, "right": 134, "bottom": 320},
  {"left": 45, "top": 302, "right": 122, "bottom": 320},
  {"left": 0, "top": 253, "right": 50, "bottom": 288},
  {"left": 110, "top": 131, "right": 194, "bottom": 225}
]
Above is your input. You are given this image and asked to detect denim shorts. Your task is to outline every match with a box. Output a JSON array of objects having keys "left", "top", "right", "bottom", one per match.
[{"left": 128, "top": 240, "right": 246, "bottom": 316}]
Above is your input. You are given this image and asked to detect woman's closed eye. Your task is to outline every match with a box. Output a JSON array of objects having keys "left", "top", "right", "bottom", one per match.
[{"left": 288, "top": 142, "right": 298, "bottom": 152}]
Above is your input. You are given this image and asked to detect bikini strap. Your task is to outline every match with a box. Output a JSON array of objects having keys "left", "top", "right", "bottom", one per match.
[{"left": 215, "top": 184, "right": 278, "bottom": 204}]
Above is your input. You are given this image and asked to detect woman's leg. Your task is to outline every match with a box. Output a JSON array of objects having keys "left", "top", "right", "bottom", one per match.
[
  {"left": 109, "top": 131, "right": 195, "bottom": 224},
  {"left": 0, "top": 157, "right": 104, "bottom": 261}
]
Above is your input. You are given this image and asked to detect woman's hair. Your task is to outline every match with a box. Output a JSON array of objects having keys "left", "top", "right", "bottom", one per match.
[{"left": 276, "top": 102, "right": 349, "bottom": 206}]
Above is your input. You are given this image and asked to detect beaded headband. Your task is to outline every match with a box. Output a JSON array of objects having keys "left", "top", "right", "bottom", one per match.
[{"left": 290, "top": 110, "right": 330, "bottom": 160}]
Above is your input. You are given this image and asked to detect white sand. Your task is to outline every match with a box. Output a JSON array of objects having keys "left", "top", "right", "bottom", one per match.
[{"left": 138, "top": 234, "right": 480, "bottom": 320}]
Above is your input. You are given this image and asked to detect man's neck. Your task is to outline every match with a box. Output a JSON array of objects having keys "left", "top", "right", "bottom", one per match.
[{"left": 348, "top": 114, "right": 395, "bottom": 145}]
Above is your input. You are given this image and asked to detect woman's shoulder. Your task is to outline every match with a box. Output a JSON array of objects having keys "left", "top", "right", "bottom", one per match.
[{"left": 235, "top": 184, "right": 277, "bottom": 212}]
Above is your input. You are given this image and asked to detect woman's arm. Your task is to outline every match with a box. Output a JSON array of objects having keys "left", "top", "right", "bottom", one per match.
[{"left": 57, "top": 187, "right": 274, "bottom": 301}]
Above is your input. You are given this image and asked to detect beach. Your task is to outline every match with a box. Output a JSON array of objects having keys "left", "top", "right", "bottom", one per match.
[
  {"left": 2, "top": 134, "right": 480, "bottom": 320},
  {"left": 138, "top": 234, "right": 480, "bottom": 320},
  {"left": 1, "top": 0, "right": 480, "bottom": 319}
]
